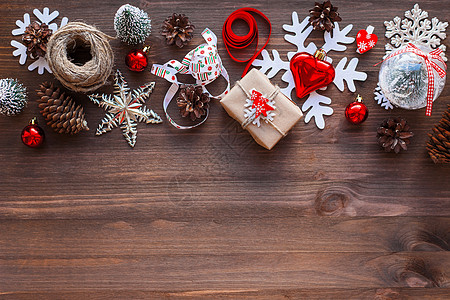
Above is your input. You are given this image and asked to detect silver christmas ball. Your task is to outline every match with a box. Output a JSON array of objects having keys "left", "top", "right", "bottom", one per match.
[{"left": 379, "top": 44, "right": 446, "bottom": 110}]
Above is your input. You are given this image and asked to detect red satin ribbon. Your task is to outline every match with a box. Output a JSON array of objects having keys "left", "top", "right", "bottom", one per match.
[{"left": 222, "top": 7, "right": 272, "bottom": 78}]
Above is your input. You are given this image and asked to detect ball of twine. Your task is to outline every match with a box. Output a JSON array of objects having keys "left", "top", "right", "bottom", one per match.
[{"left": 46, "top": 22, "right": 114, "bottom": 93}]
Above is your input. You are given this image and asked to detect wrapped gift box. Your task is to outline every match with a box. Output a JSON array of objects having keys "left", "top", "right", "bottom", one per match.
[{"left": 220, "top": 68, "right": 303, "bottom": 150}]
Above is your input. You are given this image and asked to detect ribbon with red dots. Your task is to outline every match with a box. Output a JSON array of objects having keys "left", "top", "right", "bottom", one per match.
[
  {"left": 151, "top": 28, "right": 230, "bottom": 129},
  {"left": 222, "top": 7, "right": 272, "bottom": 77},
  {"left": 378, "top": 43, "right": 446, "bottom": 116}
]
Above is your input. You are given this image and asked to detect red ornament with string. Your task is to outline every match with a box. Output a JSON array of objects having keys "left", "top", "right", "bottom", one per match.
[
  {"left": 290, "top": 48, "right": 335, "bottom": 98},
  {"left": 125, "top": 46, "right": 150, "bottom": 72},
  {"left": 21, "top": 117, "right": 45, "bottom": 147},
  {"left": 345, "top": 94, "right": 368, "bottom": 125}
]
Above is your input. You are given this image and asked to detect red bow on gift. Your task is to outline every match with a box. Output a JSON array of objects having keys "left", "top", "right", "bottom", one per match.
[{"left": 381, "top": 43, "right": 447, "bottom": 116}]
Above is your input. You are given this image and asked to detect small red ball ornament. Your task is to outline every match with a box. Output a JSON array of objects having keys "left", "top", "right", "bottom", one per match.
[
  {"left": 21, "top": 117, "right": 45, "bottom": 148},
  {"left": 345, "top": 94, "right": 368, "bottom": 125},
  {"left": 125, "top": 46, "right": 150, "bottom": 72}
]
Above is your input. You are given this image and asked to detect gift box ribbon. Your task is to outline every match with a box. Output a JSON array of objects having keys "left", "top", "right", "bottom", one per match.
[
  {"left": 381, "top": 43, "right": 447, "bottom": 116},
  {"left": 151, "top": 28, "right": 230, "bottom": 129}
]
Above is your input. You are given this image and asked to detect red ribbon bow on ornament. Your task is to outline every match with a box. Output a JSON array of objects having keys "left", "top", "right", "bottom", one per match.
[{"left": 380, "top": 43, "right": 447, "bottom": 116}]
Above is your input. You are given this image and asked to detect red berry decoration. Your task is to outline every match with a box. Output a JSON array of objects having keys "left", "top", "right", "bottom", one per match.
[
  {"left": 125, "top": 46, "right": 150, "bottom": 72},
  {"left": 345, "top": 94, "right": 368, "bottom": 125},
  {"left": 290, "top": 48, "right": 335, "bottom": 98},
  {"left": 21, "top": 117, "right": 45, "bottom": 148}
]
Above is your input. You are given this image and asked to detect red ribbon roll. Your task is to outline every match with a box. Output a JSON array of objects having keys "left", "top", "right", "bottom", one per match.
[{"left": 222, "top": 7, "right": 272, "bottom": 78}]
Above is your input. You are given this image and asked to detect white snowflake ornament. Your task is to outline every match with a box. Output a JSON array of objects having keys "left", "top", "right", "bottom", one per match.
[
  {"left": 302, "top": 91, "right": 333, "bottom": 130},
  {"left": 10, "top": 8, "right": 68, "bottom": 74},
  {"left": 334, "top": 57, "right": 367, "bottom": 92},
  {"left": 88, "top": 70, "right": 163, "bottom": 148},
  {"left": 374, "top": 84, "right": 393, "bottom": 110},
  {"left": 253, "top": 12, "right": 367, "bottom": 130},
  {"left": 384, "top": 4, "right": 447, "bottom": 61}
]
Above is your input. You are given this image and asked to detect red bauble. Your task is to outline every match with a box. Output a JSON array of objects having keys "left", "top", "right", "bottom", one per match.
[
  {"left": 345, "top": 95, "right": 368, "bottom": 125},
  {"left": 21, "top": 118, "right": 45, "bottom": 147},
  {"left": 290, "top": 49, "right": 335, "bottom": 98},
  {"left": 125, "top": 46, "right": 150, "bottom": 72}
]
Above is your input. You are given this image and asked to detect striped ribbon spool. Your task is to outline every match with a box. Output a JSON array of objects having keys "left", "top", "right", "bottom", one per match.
[{"left": 151, "top": 28, "right": 230, "bottom": 129}]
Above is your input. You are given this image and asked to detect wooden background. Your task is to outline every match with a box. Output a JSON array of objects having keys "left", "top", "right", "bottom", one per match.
[{"left": 1, "top": 0, "right": 449, "bottom": 298}]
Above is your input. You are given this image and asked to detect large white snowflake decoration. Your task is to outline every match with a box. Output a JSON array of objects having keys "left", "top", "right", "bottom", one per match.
[
  {"left": 384, "top": 4, "right": 447, "bottom": 61},
  {"left": 11, "top": 8, "right": 68, "bottom": 74},
  {"left": 302, "top": 91, "right": 333, "bottom": 129},
  {"left": 253, "top": 12, "right": 367, "bottom": 129},
  {"left": 374, "top": 4, "right": 448, "bottom": 110},
  {"left": 88, "top": 70, "right": 163, "bottom": 148}
]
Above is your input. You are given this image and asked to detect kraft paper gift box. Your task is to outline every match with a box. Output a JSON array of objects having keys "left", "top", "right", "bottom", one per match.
[{"left": 220, "top": 68, "right": 303, "bottom": 150}]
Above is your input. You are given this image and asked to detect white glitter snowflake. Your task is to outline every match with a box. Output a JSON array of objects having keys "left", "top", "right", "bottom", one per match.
[
  {"left": 252, "top": 11, "right": 367, "bottom": 130},
  {"left": 384, "top": 3, "right": 447, "bottom": 61},
  {"left": 11, "top": 8, "right": 68, "bottom": 74}
]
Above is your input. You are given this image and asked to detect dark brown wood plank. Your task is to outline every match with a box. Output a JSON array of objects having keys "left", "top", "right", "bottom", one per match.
[
  {"left": 0, "top": 252, "right": 449, "bottom": 291},
  {"left": 0, "top": 218, "right": 449, "bottom": 256},
  {"left": 2, "top": 288, "right": 450, "bottom": 300}
]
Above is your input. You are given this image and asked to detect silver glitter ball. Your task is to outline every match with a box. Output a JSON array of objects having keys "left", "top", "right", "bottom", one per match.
[{"left": 379, "top": 44, "right": 446, "bottom": 110}]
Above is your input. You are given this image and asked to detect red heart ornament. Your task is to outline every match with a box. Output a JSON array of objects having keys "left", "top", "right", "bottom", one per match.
[
  {"left": 290, "top": 51, "right": 335, "bottom": 99},
  {"left": 356, "top": 29, "right": 378, "bottom": 54}
]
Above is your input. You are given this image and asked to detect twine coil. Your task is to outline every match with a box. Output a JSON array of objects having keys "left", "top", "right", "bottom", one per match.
[{"left": 46, "top": 22, "right": 114, "bottom": 93}]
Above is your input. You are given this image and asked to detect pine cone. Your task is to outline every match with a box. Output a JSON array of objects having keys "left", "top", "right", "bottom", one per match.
[
  {"left": 427, "top": 105, "right": 450, "bottom": 163},
  {"left": 309, "top": 1, "right": 342, "bottom": 32},
  {"left": 161, "top": 13, "right": 195, "bottom": 48},
  {"left": 377, "top": 117, "right": 414, "bottom": 153},
  {"left": 177, "top": 86, "right": 210, "bottom": 121},
  {"left": 22, "top": 21, "right": 52, "bottom": 59},
  {"left": 36, "top": 82, "right": 89, "bottom": 134}
]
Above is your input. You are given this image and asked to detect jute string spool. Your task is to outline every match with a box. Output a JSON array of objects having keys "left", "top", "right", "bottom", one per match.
[{"left": 46, "top": 22, "right": 114, "bottom": 93}]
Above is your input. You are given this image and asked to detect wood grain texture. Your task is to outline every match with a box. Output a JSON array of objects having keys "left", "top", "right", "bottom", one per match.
[{"left": 0, "top": 0, "right": 449, "bottom": 297}]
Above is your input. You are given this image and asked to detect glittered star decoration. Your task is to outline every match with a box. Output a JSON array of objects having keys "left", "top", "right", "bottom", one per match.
[
  {"left": 88, "top": 69, "right": 162, "bottom": 147},
  {"left": 251, "top": 89, "right": 274, "bottom": 119}
]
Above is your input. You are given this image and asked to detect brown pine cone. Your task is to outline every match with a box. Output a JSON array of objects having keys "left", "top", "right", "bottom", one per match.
[
  {"left": 36, "top": 82, "right": 89, "bottom": 134},
  {"left": 309, "top": 1, "right": 342, "bottom": 32},
  {"left": 22, "top": 21, "right": 52, "bottom": 59},
  {"left": 427, "top": 105, "right": 450, "bottom": 163},
  {"left": 161, "top": 13, "right": 195, "bottom": 48},
  {"left": 377, "top": 117, "right": 413, "bottom": 154},
  {"left": 177, "top": 86, "right": 210, "bottom": 121}
]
